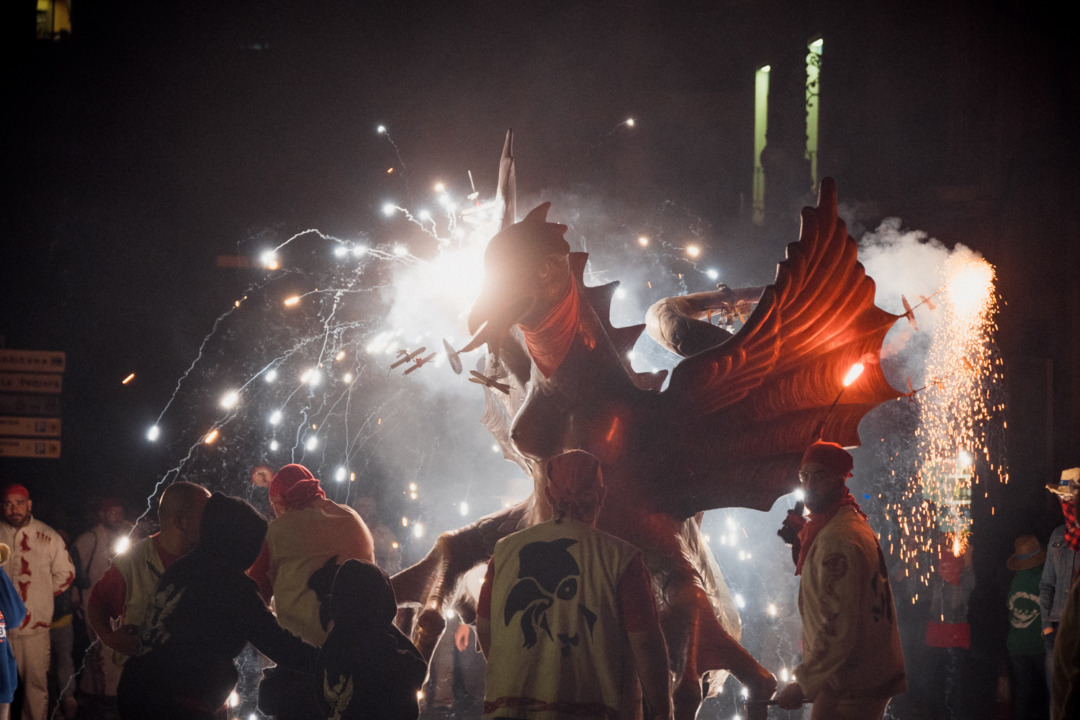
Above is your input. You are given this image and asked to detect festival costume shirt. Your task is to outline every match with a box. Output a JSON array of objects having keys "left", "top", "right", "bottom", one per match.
[
  {"left": 0, "top": 516, "right": 75, "bottom": 635},
  {"left": 0, "top": 567, "right": 28, "bottom": 703},
  {"left": 479, "top": 517, "right": 658, "bottom": 720},
  {"left": 90, "top": 533, "right": 177, "bottom": 664},
  {"left": 1008, "top": 565, "right": 1045, "bottom": 657},
  {"left": 795, "top": 505, "right": 906, "bottom": 703},
  {"left": 1041, "top": 524, "right": 1080, "bottom": 630},
  {"left": 249, "top": 499, "right": 374, "bottom": 646}
]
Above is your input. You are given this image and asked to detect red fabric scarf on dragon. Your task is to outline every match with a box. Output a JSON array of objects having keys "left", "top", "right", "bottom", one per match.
[{"left": 521, "top": 279, "right": 581, "bottom": 378}]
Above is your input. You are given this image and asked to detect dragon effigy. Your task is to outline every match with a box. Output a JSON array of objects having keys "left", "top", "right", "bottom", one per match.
[{"left": 393, "top": 133, "right": 902, "bottom": 718}]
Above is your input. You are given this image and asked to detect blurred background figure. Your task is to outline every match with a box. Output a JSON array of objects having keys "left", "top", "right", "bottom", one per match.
[
  {"left": 74, "top": 498, "right": 132, "bottom": 710},
  {"left": 923, "top": 537, "right": 975, "bottom": 720},
  {"left": 1005, "top": 534, "right": 1049, "bottom": 720}
]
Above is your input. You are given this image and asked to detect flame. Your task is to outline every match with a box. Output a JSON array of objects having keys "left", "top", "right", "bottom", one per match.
[{"left": 842, "top": 362, "right": 865, "bottom": 387}]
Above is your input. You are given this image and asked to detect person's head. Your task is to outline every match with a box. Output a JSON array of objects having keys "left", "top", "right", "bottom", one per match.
[
  {"left": 799, "top": 441, "right": 853, "bottom": 514},
  {"left": 158, "top": 482, "right": 211, "bottom": 554},
  {"left": 268, "top": 464, "right": 325, "bottom": 517},
  {"left": 330, "top": 559, "right": 397, "bottom": 634},
  {"left": 197, "top": 493, "right": 268, "bottom": 570},
  {"left": 1006, "top": 534, "right": 1046, "bottom": 572},
  {"left": 98, "top": 498, "right": 126, "bottom": 531},
  {"left": 1049, "top": 467, "right": 1080, "bottom": 519},
  {"left": 2, "top": 484, "right": 32, "bottom": 528},
  {"left": 544, "top": 450, "right": 605, "bottom": 524}
]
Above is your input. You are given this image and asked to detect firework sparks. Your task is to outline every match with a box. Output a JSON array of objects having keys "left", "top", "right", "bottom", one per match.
[{"left": 884, "top": 251, "right": 1004, "bottom": 584}]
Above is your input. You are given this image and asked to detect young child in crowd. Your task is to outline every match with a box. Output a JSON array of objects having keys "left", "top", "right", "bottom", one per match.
[
  {"left": 117, "top": 493, "right": 316, "bottom": 720},
  {"left": 0, "top": 543, "right": 28, "bottom": 720},
  {"left": 318, "top": 559, "right": 426, "bottom": 720}
]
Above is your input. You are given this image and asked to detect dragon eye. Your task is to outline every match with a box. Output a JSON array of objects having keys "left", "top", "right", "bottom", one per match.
[{"left": 556, "top": 577, "right": 577, "bottom": 600}]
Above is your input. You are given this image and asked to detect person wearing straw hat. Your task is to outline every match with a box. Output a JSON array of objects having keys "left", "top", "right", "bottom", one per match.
[
  {"left": 1042, "top": 468, "right": 1080, "bottom": 691},
  {"left": 1006, "top": 534, "right": 1049, "bottom": 719}
]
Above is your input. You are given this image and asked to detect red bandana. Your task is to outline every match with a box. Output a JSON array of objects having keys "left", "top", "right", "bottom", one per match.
[
  {"left": 1062, "top": 499, "right": 1080, "bottom": 552},
  {"left": 795, "top": 490, "right": 866, "bottom": 575},
  {"left": 521, "top": 280, "right": 581, "bottom": 378},
  {"left": 270, "top": 464, "right": 326, "bottom": 511}
]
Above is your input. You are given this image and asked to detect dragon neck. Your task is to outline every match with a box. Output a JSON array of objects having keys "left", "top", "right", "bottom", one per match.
[{"left": 519, "top": 277, "right": 581, "bottom": 378}]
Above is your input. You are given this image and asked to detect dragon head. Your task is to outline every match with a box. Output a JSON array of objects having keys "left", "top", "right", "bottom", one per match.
[{"left": 463, "top": 203, "right": 572, "bottom": 354}]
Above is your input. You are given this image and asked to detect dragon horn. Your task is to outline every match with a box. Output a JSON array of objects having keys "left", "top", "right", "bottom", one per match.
[{"left": 497, "top": 129, "right": 516, "bottom": 230}]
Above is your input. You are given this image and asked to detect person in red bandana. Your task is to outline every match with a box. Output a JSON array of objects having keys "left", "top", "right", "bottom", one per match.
[
  {"left": 247, "top": 464, "right": 374, "bottom": 720},
  {"left": 476, "top": 450, "right": 672, "bottom": 720},
  {"left": 1041, "top": 467, "right": 1080, "bottom": 697},
  {"left": 774, "top": 442, "right": 906, "bottom": 719},
  {"left": 0, "top": 483, "right": 75, "bottom": 720}
]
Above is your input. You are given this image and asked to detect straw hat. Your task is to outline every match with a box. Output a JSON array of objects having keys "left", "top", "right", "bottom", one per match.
[
  {"left": 1006, "top": 535, "right": 1046, "bottom": 571},
  {"left": 1047, "top": 467, "right": 1080, "bottom": 498}
]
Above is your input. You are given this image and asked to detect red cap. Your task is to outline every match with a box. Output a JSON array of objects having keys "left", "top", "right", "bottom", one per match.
[
  {"left": 801, "top": 441, "right": 854, "bottom": 479},
  {"left": 546, "top": 450, "right": 603, "bottom": 507},
  {"left": 2, "top": 484, "right": 30, "bottom": 500},
  {"left": 269, "top": 464, "right": 325, "bottom": 511}
]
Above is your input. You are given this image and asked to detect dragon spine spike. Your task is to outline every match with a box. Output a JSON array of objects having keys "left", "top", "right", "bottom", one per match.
[
  {"left": 609, "top": 324, "right": 646, "bottom": 357},
  {"left": 497, "top": 129, "right": 516, "bottom": 230},
  {"left": 582, "top": 281, "right": 619, "bottom": 325}
]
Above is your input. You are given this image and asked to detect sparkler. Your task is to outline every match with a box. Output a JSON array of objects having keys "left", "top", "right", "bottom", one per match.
[{"left": 884, "top": 251, "right": 1003, "bottom": 583}]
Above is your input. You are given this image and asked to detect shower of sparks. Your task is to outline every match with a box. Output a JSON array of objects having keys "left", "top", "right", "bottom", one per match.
[
  {"left": 885, "top": 253, "right": 1004, "bottom": 590},
  {"left": 122, "top": 136, "right": 949, "bottom": 711}
]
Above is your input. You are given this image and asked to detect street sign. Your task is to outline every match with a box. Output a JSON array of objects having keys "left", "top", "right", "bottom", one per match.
[
  {"left": 0, "top": 417, "right": 61, "bottom": 437},
  {"left": 0, "top": 438, "right": 61, "bottom": 459},
  {"left": 0, "top": 373, "right": 63, "bottom": 394},
  {"left": 0, "top": 393, "right": 62, "bottom": 417},
  {"left": 0, "top": 349, "right": 66, "bottom": 460},
  {"left": 0, "top": 350, "right": 65, "bottom": 374}
]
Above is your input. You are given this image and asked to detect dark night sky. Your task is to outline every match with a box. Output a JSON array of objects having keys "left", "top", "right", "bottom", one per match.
[
  {"left": 2, "top": 1, "right": 773, "bottom": 505},
  {"left": 2, "top": 0, "right": 1077, "bottom": 535}
]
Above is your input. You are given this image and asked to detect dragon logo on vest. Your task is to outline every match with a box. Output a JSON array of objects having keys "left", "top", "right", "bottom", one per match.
[{"left": 503, "top": 538, "right": 597, "bottom": 656}]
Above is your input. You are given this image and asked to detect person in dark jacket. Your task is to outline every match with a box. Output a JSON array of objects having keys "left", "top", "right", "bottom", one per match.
[
  {"left": 117, "top": 493, "right": 316, "bottom": 720},
  {"left": 317, "top": 559, "right": 426, "bottom": 720}
]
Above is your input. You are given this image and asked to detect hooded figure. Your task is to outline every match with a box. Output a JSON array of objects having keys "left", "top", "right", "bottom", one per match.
[
  {"left": 317, "top": 559, "right": 426, "bottom": 720},
  {"left": 117, "top": 493, "right": 316, "bottom": 720}
]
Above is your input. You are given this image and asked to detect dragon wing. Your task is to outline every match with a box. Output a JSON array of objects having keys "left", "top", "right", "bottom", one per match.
[{"left": 659, "top": 178, "right": 901, "bottom": 514}]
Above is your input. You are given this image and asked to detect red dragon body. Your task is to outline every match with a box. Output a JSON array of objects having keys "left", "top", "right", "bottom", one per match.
[{"left": 393, "top": 135, "right": 901, "bottom": 718}]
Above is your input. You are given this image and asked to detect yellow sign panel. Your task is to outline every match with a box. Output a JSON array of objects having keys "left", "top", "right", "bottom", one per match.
[
  {"left": 0, "top": 417, "right": 61, "bottom": 437},
  {"left": 0, "top": 373, "right": 63, "bottom": 394},
  {"left": 0, "top": 350, "right": 66, "bottom": 374},
  {"left": 0, "top": 438, "right": 61, "bottom": 459}
]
